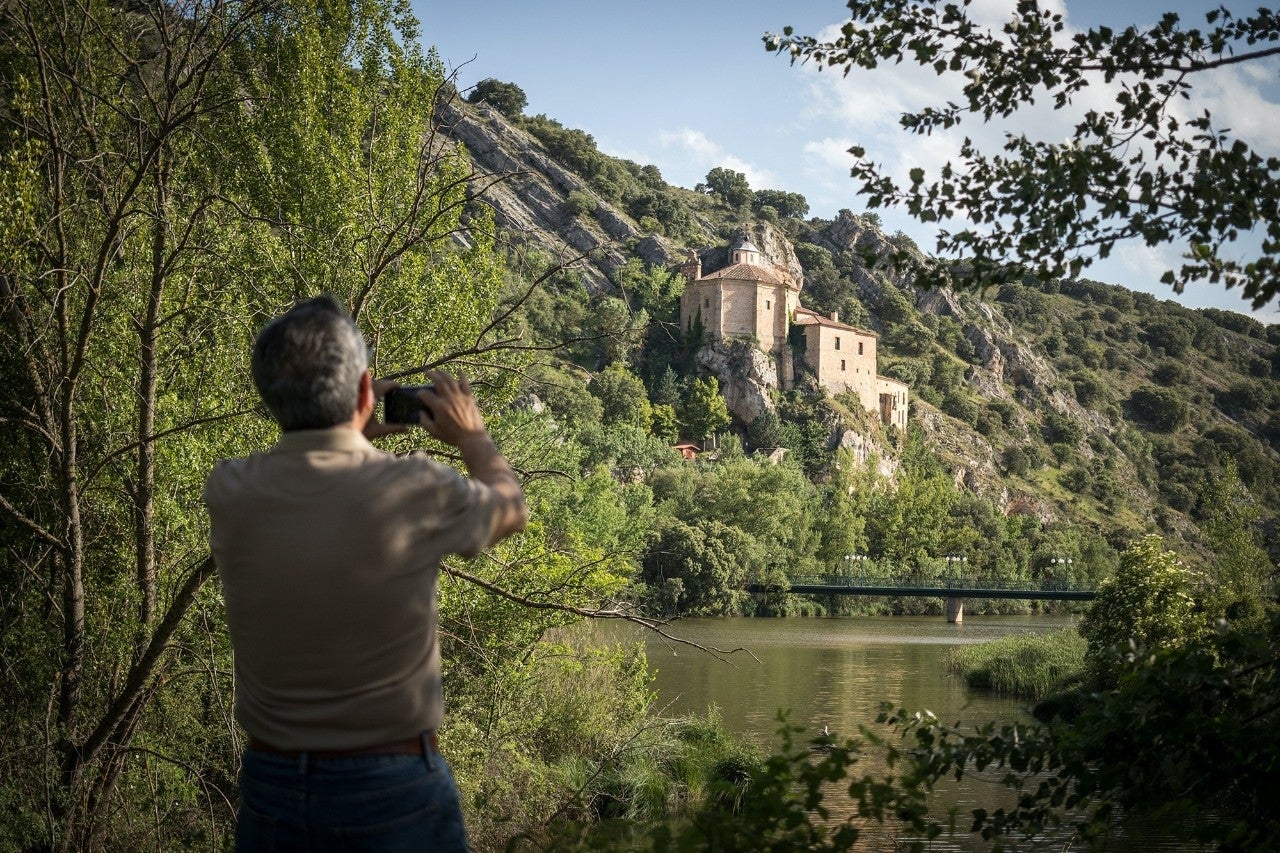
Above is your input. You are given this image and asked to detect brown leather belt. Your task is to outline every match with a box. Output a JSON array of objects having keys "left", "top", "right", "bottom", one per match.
[{"left": 248, "top": 730, "right": 438, "bottom": 759}]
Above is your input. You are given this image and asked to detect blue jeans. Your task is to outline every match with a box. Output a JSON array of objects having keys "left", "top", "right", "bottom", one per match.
[{"left": 236, "top": 740, "right": 469, "bottom": 852}]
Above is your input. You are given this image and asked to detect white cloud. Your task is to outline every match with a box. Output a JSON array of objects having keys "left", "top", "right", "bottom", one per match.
[
  {"left": 802, "top": 137, "right": 855, "bottom": 173},
  {"left": 788, "top": 0, "right": 1280, "bottom": 253},
  {"left": 655, "top": 128, "right": 776, "bottom": 191},
  {"left": 1180, "top": 60, "right": 1280, "bottom": 157}
]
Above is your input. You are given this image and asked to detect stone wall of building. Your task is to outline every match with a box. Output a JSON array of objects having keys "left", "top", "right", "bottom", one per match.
[
  {"left": 802, "top": 323, "right": 879, "bottom": 407},
  {"left": 719, "top": 281, "right": 759, "bottom": 339},
  {"left": 876, "top": 376, "right": 909, "bottom": 431}
]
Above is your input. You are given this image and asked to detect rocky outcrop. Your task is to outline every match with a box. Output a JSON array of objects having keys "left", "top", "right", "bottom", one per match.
[
  {"left": 742, "top": 221, "right": 804, "bottom": 283},
  {"left": 689, "top": 220, "right": 803, "bottom": 284},
  {"left": 834, "top": 428, "right": 898, "bottom": 478},
  {"left": 435, "top": 98, "right": 681, "bottom": 291},
  {"left": 812, "top": 210, "right": 923, "bottom": 297},
  {"left": 694, "top": 340, "right": 776, "bottom": 425},
  {"left": 913, "top": 407, "right": 1006, "bottom": 499}
]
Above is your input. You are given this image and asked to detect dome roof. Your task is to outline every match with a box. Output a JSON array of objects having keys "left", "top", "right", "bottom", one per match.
[{"left": 735, "top": 239, "right": 761, "bottom": 253}]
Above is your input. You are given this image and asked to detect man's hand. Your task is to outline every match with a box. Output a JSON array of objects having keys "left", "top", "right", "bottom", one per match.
[
  {"left": 417, "top": 371, "right": 528, "bottom": 545},
  {"left": 416, "top": 371, "right": 487, "bottom": 447},
  {"left": 362, "top": 378, "right": 408, "bottom": 440}
]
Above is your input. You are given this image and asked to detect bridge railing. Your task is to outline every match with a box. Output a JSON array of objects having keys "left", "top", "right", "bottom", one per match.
[{"left": 785, "top": 574, "right": 1092, "bottom": 593}]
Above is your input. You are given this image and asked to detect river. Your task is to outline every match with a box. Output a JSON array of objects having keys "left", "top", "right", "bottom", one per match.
[{"left": 625, "top": 613, "right": 1199, "bottom": 852}]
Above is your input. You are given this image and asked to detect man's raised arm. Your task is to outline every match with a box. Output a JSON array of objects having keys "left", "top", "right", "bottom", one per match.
[{"left": 418, "top": 371, "right": 528, "bottom": 546}]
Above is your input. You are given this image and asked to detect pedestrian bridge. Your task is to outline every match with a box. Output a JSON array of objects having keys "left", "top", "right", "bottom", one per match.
[{"left": 745, "top": 574, "right": 1096, "bottom": 623}]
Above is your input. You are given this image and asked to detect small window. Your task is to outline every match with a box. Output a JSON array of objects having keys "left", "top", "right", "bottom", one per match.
[
  {"left": 840, "top": 359, "right": 846, "bottom": 371},
  {"left": 858, "top": 342, "right": 864, "bottom": 355},
  {"left": 766, "top": 300, "right": 771, "bottom": 310},
  {"left": 704, "top": 297, "right": 710, "bottom": 308},
  {"left": 834, "top": 337, "right": 841, "bottom": 350}
]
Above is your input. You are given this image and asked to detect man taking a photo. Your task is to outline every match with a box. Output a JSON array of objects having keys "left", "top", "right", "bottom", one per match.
[{"left": 205, "top": 295, "right": 527, "bottom": 851}]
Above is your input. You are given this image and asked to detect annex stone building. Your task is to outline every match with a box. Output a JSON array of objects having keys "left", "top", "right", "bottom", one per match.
[{"left": 680, "top": 239, "right": 908, "bottom": 431}]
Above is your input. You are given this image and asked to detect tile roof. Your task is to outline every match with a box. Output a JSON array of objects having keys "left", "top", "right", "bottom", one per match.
[
  {"left": 792, "top": 306, "right": 877, "bottom": 335},
  {"left": 699, "top": 262, "right": 793, "bottom": 286}
]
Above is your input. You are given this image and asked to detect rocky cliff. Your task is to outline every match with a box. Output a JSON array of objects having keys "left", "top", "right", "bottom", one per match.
[{"left": 436, "top": 98, "right": 684, "bottom": 290}]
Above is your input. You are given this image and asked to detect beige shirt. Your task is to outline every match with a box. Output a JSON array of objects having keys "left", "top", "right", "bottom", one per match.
[{"left": 204, "top": 428, "right": 497, "bottom": 750}]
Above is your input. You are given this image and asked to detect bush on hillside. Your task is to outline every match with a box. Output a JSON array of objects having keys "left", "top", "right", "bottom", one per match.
[{"left": 1128, "top": 386, "right": 1189, "bottom": 432}]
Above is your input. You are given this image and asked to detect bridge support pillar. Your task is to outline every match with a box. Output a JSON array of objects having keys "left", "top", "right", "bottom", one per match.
[{"left": 946, "top": 597, "right": 964, "bottom": 625}]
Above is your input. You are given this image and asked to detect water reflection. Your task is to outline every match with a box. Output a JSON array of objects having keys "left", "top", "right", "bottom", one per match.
[
  {"left": 610, "top": 614, "right": 1195, "bottom": 852},
  {"left": 642, "top": 615, "right": 1062, "bottom": 746}
]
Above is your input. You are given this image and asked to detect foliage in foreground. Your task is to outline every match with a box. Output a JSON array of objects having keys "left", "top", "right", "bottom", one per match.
[
  {"left": 767, "top": 0, "right": 1280, "bottom": 308},
  {"left": 946, "top": 628, "right": 1085, "bottom": 699}
]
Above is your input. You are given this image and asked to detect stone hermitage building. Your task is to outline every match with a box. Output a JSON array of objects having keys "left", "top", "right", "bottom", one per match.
[{"left": 679, "top": 238, "right": 908, "bottom": 431}]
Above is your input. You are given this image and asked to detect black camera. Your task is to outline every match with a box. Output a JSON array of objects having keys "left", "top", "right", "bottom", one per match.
[{"left": 383, "top": 384, "right": 435, "bottom": 424}]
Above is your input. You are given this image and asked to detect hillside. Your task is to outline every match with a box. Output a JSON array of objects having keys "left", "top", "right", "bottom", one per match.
[{"left": 436, "top": 91, "right": 1280, "bottom": 568}]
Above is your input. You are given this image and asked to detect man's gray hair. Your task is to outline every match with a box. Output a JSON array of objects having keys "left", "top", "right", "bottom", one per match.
[{"left": 251, "top": 296, "right": 368, "bottom": 431}]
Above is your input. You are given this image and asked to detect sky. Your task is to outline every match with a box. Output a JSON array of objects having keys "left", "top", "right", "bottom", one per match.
[{"left": 413, "top": 0, "right": 1280, "bottom": 325}]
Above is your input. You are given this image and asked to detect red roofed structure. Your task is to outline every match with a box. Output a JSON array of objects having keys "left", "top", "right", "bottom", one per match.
[{"left": 679, "top": 238, "right": 907, "bottom": 430}]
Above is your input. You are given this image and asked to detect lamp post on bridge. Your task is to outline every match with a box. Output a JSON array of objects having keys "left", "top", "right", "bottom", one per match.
[{"left": 1048, "top": 557, "right": 1073, "bottom": 590}]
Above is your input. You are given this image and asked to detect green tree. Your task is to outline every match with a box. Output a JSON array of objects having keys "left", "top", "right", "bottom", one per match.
[
  {"left": 1198, "top": 463, "right": 1276, "bottom": 627},
  {"left": 589, "top": 364, "right": 652, "bottom": 429},
  {"left": 590, "top": 296, "right": 648, "bottom": 367},
  {"left": 537, "top": 366, "right": 604, "bottom": 433},
  {"left": 767, "top": 3, "right": 1280, "bottom": 308},
  {"left": 679, "top": 376, "right": 732, "bottom": 442},
  {"left": 0, "top": 0, "right": 513, "bottom": 845},
  {"left": 466, "top": 77, "right": 527, "bottom": 118},
  {"left": 650, "top": 404, "right": 681, "bottom": 444},
  {"left": 652, "top": 366, "right": 682, "bottom": 407},
  {"left": 753, "top": 188, "right": 810, "bottom": 218},
  {"left": 700, "top": 166, "right": 753, "bottom": 209},
  {"left": 745, "top": 408, "right": 783, "bottom": 450},
  {"left": 641, "top": 519, "right": 755, "bottom": 616},
  {"left": 1079, "top": 535, "right": 1204, "bottom": 683},
  {"left": 614, "top": 257, "right": 683, "bottom": 319}
]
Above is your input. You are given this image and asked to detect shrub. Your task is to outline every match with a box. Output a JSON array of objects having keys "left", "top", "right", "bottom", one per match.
[
  {"left": 1216, "top": 379, "right": 1278, "bottom": 417},
  {"left": 565, "top": 190, "right": 596, "bottom": 217},
  {"left": 1142, "top": 316, "right": 1193, "bottom": 356},
  {"left": 1040, "top": 411, "right": 1083, "bottom": 445},
  {"left": 1071, "top": 370, "right": 1108, "bottom": 406},
  {"left": 1001, "top": 446, "right": 1029, "bottom": 476},
  {"left": 1128, "top": 386, "right": 1189, "bottom": 431},
  {"left": 1079, "top": 535, "right": 1204, "bottom": 683},
  {"left": 1151, "top": 359, "right": 1185, "bottom": 385},
  {"left": 941, "top": 391, "right": 977, "bottom": 425}
]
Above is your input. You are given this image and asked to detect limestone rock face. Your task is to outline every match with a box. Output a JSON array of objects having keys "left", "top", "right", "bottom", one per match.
[
  {"left": 835, "top": 428, "right": 898, "bottom": 478},
  {"left": 435, "top": 98, "right": 681, "bottom": 291},
  {"left": 742, "top": 221, "right": 804, "bottom": 283},
  {"left": 917, "top": 287, "right": 964, "bottom": 319},
  {"left": 634, "top": 235, "right": 670, "bottom": 267},
  {"left": 695, "top": 340, "right": 776, "bottom": 424},
  {"left": 812, "top": 210, "right": 922, "bottom": 297},
  {"left": 914, "top": 408, "right": 1004, "bottom": 498}
]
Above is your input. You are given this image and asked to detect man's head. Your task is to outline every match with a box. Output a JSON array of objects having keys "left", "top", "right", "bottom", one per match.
[{"left": 252, "top": 296, "right": 368, "bottom": 431}]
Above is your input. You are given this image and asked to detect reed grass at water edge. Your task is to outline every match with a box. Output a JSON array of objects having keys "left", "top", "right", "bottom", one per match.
[{"left": 946, "top": 628, "right": 1087, "bottom": 700}]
